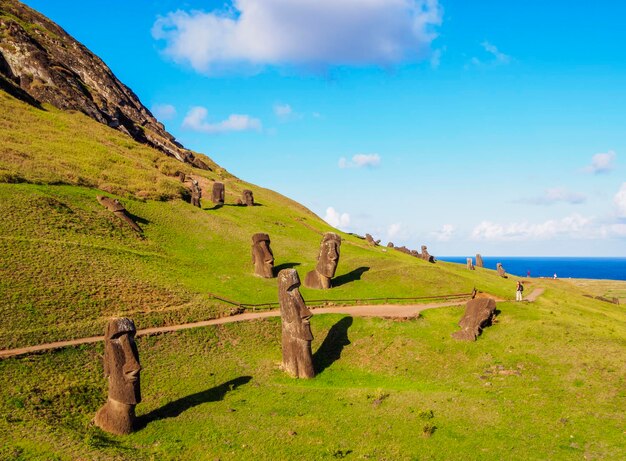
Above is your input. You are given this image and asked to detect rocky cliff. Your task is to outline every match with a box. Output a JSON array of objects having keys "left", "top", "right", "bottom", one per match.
[{"left": 0, "top": 0, "right": 211, "bottom": 170}]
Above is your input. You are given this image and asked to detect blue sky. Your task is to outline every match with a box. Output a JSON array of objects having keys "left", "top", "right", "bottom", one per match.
[{"left": 22, "top": 0, "right": 626, "bottom": 256}]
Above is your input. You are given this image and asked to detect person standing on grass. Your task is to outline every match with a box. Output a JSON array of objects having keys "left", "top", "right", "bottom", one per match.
[{"left": 516, "top": 281, "right": 524, "bottom": 301}]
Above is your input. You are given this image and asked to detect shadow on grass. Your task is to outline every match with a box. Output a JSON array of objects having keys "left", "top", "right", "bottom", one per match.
[
  {"left": 126, "top": 212, "right": 149, "bottom": 225},
  {"left": 136, "top": 375, "right": 252, "bottom": 429},
  {"left": 313, "top": 316, "right": 353, "bottom": 374},
  {"left": 273, "top": 262, "right": 301, "bottom": 275},
  {"left": 332, "top": 267, "right": 370, "bottom": 287}
]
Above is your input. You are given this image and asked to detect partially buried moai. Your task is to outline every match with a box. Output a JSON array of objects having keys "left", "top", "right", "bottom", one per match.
[
  {"left": 190, "top": 178, "right": 202, "bottom": 208},
  {"left": 476, "top": 254, "right": 484, "bottom": 268},
  {"left": 251, "top": 233, "right": 274, "bottom": 278},
  {"left": 212, "top": 182, "right": 225, "bottom": 205},
  {"left": 467, "top": 257, "right": 475, "bottom": 270},
  {"left": 497, "top": 262, "right": 507, "bottom": 278},
  {"left": 94, "top": 318, "right": 141, "bottom": 435},
  {"left": 304, "top": 232, "right": 341, "bottom": 289},
  {"left": 421, "top": 245, "right": 435, "bottom": 263},
  {"left": 97, "top": 196, "right": 142, "bottom": 233},
  {"left": 242, "top": 189, "right": 254, "bottom": 206},
  {"left": 451, "top": 298, "right": 497, "bottom": 341},
  {"left": 279, "top": 269, "right": 314, "bottom": 378}
]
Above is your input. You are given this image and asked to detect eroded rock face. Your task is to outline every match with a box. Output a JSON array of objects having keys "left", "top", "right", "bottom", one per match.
[
  {"left": 212, "top": 182, "right": 225, "bottom": 205},
  {"left": 0, "top": 0, "right": 209, "bottom": 169},
  {"left": 94, "top": 318, "right": 141, "bottom": 435},
  {"left": 451, "top": 298, "right": 497, "bottom": 341},
  {"left": 497, "top": 263, "right": 507, "bottom": 278},
  {"left": 278, "top": 269, "right": 314, "bottom": 378},
  {"left": 476, "top": 254, "right": 484, "bottom": 268},
  {"left": 251, "top": 233, "right": 274, "bottom": 278},
  {"left": 242, "top": 189, "right": 254, "bottom": 206},
  {"left": 467, "top": 258, "right": 475, "bottom": 270},
  {"left": 304, "top": 232, "right": 341, "bottom": 289},
  {"left": 97, "top": 195, "right": 142, "bottom": 233}
]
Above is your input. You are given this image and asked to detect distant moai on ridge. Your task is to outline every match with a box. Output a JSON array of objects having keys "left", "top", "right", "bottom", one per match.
[
  {"left": 93, "top": 318, "right": 141, "bottom": 435},
  {"left": 212, "top": 182, "right": 225, "bottom": 205},
  {"left": 497, "top": 262, "right": 507, "bottom": 278},
  {"left": 476, "top": 254, "right": 484, "bottom": 268},
  {"left": 251, "top": 233, "right": 274, "bottom": 278},
  {"left": 304, "top": 232, "right": 341, "bottom": 289},
  {"left": 278, "top": 269, "right": 315, "bottom": 378},
  {"left": 421, "top": 245, "right": 435, "bottom": 263},
  {"left": 452, "top": 298, "right": 497, "bottom": 341},
  {"left": 467, "top": 258, "right": 475, "bottom": 270}
]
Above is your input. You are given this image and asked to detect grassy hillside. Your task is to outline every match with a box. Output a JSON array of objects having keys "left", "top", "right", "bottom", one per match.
[
  {"left": 1, "top": 89, "right": 624, "bottom": 460},
  {"left": 0, "top": 90, "right": 513, "bottom": 349}
]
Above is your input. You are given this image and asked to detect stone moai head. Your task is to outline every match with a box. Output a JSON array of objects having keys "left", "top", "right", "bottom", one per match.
[
  {"left": 316, "top": 232, "right": 341, "bottom": 278},
  {"left": 467, "top": 258, "right": 475, "bottom": 270},
  {"left": 242, "top": 189, "right": 254, "bottom": 206},
  {"left": 251, "top": 233, "right": 274, "bottom": 278},
  {"left": 497, "top": 263, "right": 507, "bottom": 277},
  {"left": 212, "top": 182, "right": 225, "bottom": 204},
  {"left": 278, "top": 269, "right": 314, "bottom": 378},
  {"left": 94, "top": 317, "right": 141, "bottom": 435},
  {"left": 104, "top": 318, "right": 141, "bottom": 405},
  {"left": 476, "top": 254, "right": 484, "bottom": 268}
]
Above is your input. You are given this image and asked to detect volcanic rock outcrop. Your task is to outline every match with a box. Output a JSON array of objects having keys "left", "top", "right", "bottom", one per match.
[
  {"left": 452, "top": 298, "right": 497, "bottom": 341},
  {"left": 0, "top": 0, "right": 210, "bottom": 169}
]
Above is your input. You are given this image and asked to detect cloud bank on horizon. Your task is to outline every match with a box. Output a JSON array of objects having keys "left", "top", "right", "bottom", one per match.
[{"left": 152, "top": 0, "right": 442, "bottom": 73}]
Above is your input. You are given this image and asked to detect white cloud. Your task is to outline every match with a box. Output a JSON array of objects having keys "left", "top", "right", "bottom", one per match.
[
  {"left": 151, "top": 103, "right": 177, "bottom": 120},
  {"left": 471, "top": 214, "right": 593, "bottom": 241},
  {"left": 182, "top": 106, "right": 262, "bottom": 134},
  {"left": 432, "top": 223, "right": 455, "bottom": 241},
  {"left": 430, "top": 48, "right": 442, "bottom": 69},
  {"left": 324, "top": 207, "right": 350, "bottom": 230},
  {"left": 521, "top": 187, "right": 587, "bottom": 205},
  {"left": 615, "top": 183, "right": 626, "bottom": 218},
  {"left": 274, "top": 103, "right": 292, "bottom": 118},
  {"left": 387, "top": 222, "right": 402, "bottom": 238},
  {"left": 584, "top": 150, "right": 616, "bottom": 174},
  {"left": 481, "top": 41, "right": 510, "bottom": 64},
  {"left": 152, "top": 0, "right": 443, "bottom": 73},
  {"left": 338, "top": 153, "right": 381, "bottom": 169}
]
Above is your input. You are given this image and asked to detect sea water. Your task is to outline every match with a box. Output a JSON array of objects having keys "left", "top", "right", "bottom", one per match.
[{"left": 437, "top": 257, "right": 626, "bottom": 281}]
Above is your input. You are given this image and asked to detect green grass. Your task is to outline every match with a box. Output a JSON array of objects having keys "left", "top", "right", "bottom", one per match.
[
  {"left": 562, "top": 279, "right": 626, "bottom": 305},
  {"left": 1, "top": 290, "right": 624, "bottom": 460},
  {"left": 1, "top": 84, "right": 625, "bottom": 459}
]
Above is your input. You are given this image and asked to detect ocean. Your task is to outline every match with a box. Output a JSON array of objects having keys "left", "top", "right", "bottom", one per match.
[{"left": 437, "top": 256, "right": 626, "bottom": 281}]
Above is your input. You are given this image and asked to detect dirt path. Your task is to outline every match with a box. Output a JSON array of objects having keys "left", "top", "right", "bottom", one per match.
[
  {"left": 525, "top": 288, "right": 545, "bottom": 302},
  {"left": 0, "top": 300, "right": 468, "bottom": 359}
]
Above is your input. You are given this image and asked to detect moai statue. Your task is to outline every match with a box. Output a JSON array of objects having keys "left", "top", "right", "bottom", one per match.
[
  {"left": 278, "top": 269, "right": 314, "bottom": 378},
  {"left": 304, "top": 232, "right": 341, "bottom": 289},
  {"left": 365, "top": 233, "right": 376, "bottom": 245},
  {"left": 467, "top": 258, "right": 475, "bottom": 270},
  {"left": 212, "top": 182, "right": 225, "bottom": 205},
  {"left": 421, "top": 245, "right": 435, "bottom": 263},
  {"left": 97, "top": 196, "right": 143, "bottom": 233},
  {"left": 452, "top": 298, "right": 497, "bottom": 341},
  {"left": 242, "top": 189, "right": 254, "bottom": 206},
  {"left": 476, "top": 254, "right": 484, "bottom": 268},
  {"left": 190, "top": 179, "right": 202, "bottom": 208},
  {"left": 497, "top": 263, "right": 507, "bottom": 278},
  {"left": 94, "top": 318, "right": 141, "bottom": 435},
  {"left": 251, "top": 233, "right": 274, "bottom": 278},
  {"left": 387, "top": 242, "right": 394, "bottom": 248}
]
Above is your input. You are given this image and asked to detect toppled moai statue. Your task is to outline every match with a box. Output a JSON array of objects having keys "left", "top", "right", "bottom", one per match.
[
  {"left": 304, "top": 232, "right": 341, "bottom": 289},
  {"left": 497, "top": 263, "right": 507, "bottom": 278},
  {"left": 190, "top": 179, "right": 202, "bottom": 208},
  {"left": 387, "top": 242, "right": 394, "bottom": 248},
  {"left": 395, "top": 245, "right": 411, "bottom": 255},
  {"left": 251, "top": 233, "right": 274, "bottom": 278},
  {"left": 410, "top": 249, "right": 420, "bottom": 257},
  {"left": 365, "top": 234, "right": 380, "bottom": 246},
  {"left": 212, "top": 182, "right": 225, "bottom": 205},
  {"left": 476, "top": 254, "right": 484, "bottom": 268},
  {"left": 278, "top": 269, "right": 314, "bottom": 378},
  {"left": 421, "top": 245, "right": 435, "bottom": 263},
  {"left": 451, "top": 298, "right": 497, "bottom": 341},
  {"left": 241, "top": 189, "right": 254, "bottom": 206},
  {"left": 97, "top": 196, "right": 142, "bottom": 233},
  {"left": 94, "top": 318, "right": 141, "bottom": 435},
  {"left": 467, "top": 258, "right": 475, "bottom": 270}
]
